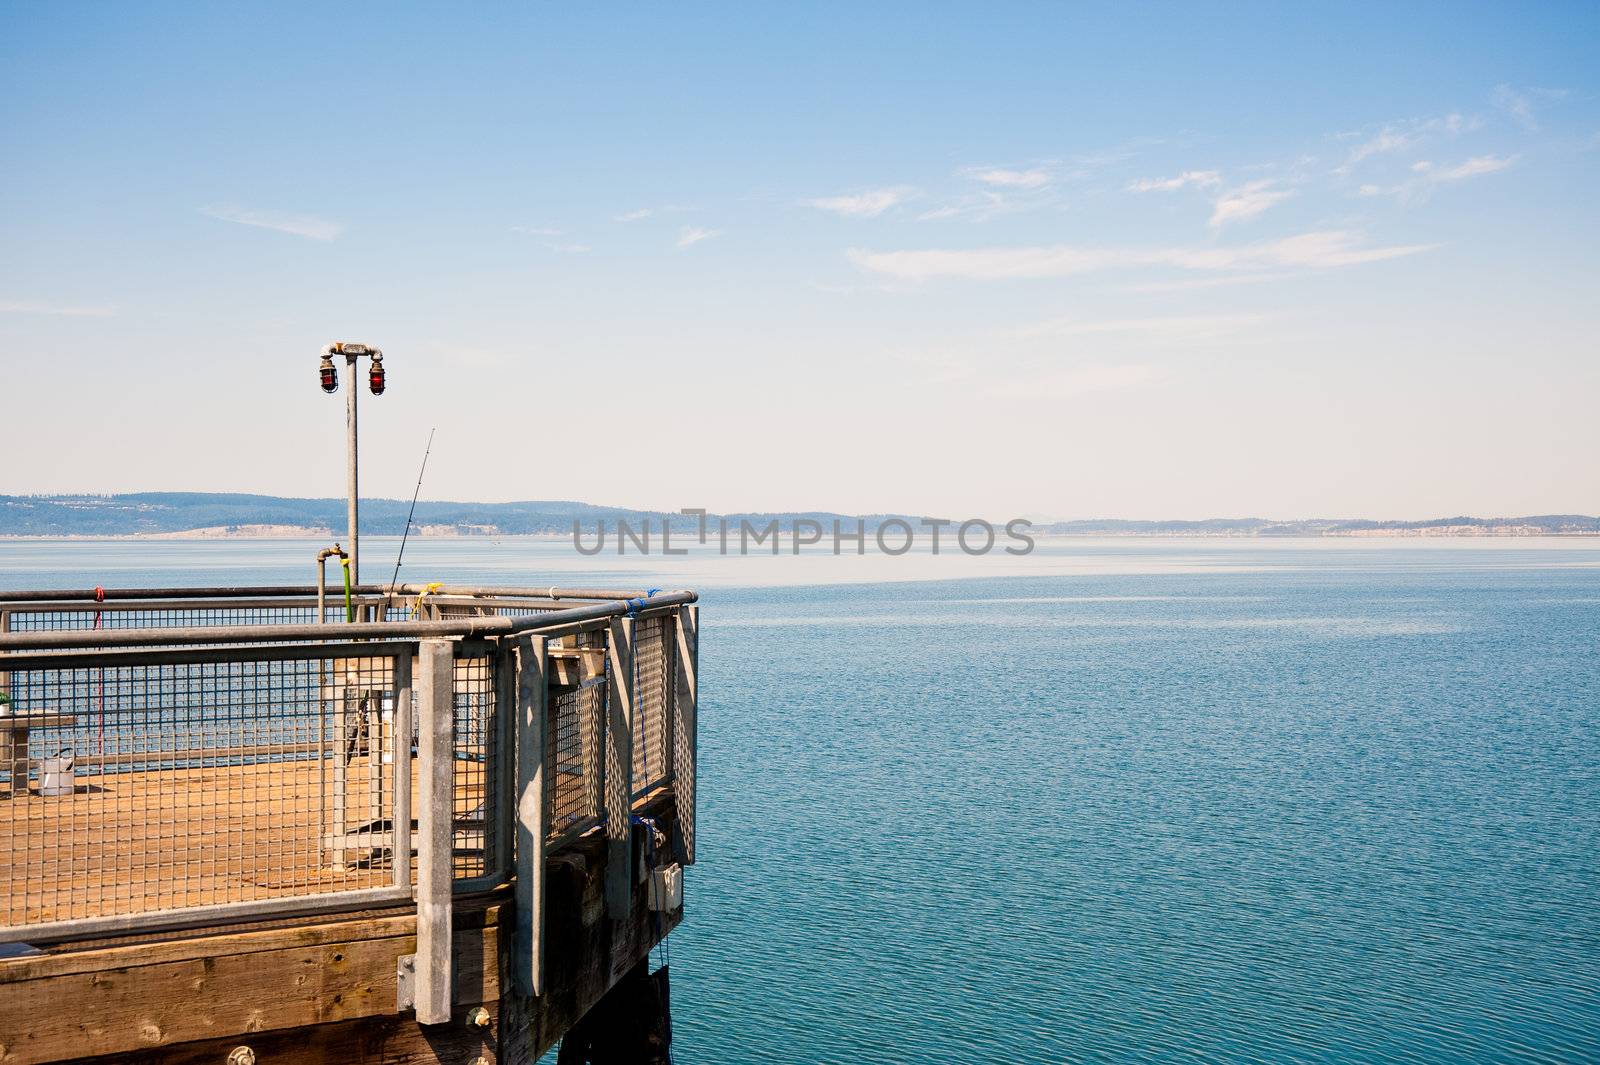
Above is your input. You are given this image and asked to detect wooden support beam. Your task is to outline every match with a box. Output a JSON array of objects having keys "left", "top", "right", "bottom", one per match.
[
  {"left": 603, "top": 617, "right": 635, "bottom": 920},
  {"left": 513, "top": 635, "right": 547, "bottom": 998},
  {"left": 84, "top": 1002, "right": 500, "bottom": 1065},
  {"left": 0, "top": 906, "right": 502, "bottom": 1065},
  {"left": 673, "top": 604, "right": 699, "bottom": 866},
  {"left": 415, "top": 639, "right": 455, "bottom": 1026}
]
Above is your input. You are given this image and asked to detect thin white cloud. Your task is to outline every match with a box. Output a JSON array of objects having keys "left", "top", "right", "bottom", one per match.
[
  {"left": 1492, "top": 85, "right": 1564, "bottom": 131},
  {"left": 1121, "top": 273, "right": 1283, "bottom": 294},
  {"left": 1362, "top": 154, "right": 1517, "bottom": 200},
  {"left": 1335, "top": 113, "right": 1476, "bottom": 174},
  {"left": 962, "top": 166, "right": 1052, "bottom": 190},
  {"left": 677, "top": 226, "right": 721, "bottom": 248},
  {"left": 0, "top": 299, "right": 115, "bottom": 317},
  {"left": 615, "top": 204, "right": 694, "bottom": 223},
  {"left": 200, "top": 206, "right": 342, "bottom": 241},
  {"left": 1128, "top": 170, "right": 1222, "bottom": 192},
  {"left": 1209, "top": 181, "right": 1293, "bottom": 227},
  {"left": 1009, "top": 312, "right": 1269, "bottom": 342},
  {"left": 916, "top": 192, "right": 1016, "bottom": 223},
  {"left": 509, "top": 225, "right": 589, "bottom": 252},
  {"left": 985, "top": 363, "right": 1162, "bottom": 400},
  {"left": 1493, "top": 85, "right": 1536, "bottom": 129},
  {"left": 1341, "top": 128, "right": 1414, "bottom": 171},
  {"left": 807, "top": 187, "right": 910, "bottom": 218},
  {"left": 1430, "top": 154, "right": 1517, "bottom": 182},
  {"left": 848, "top": 230, "right": 1435, "bottom": 281}
]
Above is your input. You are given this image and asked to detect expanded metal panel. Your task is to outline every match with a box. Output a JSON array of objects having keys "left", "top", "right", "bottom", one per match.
[
  {"left": 450, "top": 653, "right": 497, "bottom": 881},
  {"left": 546, "top": 675, "right": 604, "bottom": 845},
  {"left": 436, "top": 605, "right": 493, "bottom": 620},
  {"left": 631, "top": 613, "right": 675, "bottom": 798},
  {"left": 490, "top": 604, "right": 566, "bottom": 619},
  {"left": 0, "top": 649, "right": 401, "bottom": 928}
]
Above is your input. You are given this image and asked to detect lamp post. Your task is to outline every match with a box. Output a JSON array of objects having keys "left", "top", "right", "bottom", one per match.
[{"left": 318, "top": 342, "right": 386, "bottom": 585}]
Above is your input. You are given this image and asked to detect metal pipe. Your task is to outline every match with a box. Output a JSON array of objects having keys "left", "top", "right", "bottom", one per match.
[
  {"left": 0, "top": 591, "right": 698, "bottom": 650},
  {"left": 315, "top": 544, "right": 347, "bottom": 624},
  {"left": 390, "top": 585, "right": 652, "bottom": 601},
  {"left": 0, "top": 640, "right": 414, "bottom": 673},
  {"left": 8, "top": 596, "right": 375, "bottom": 613},
  {"left": 0, "top": 884, "right": 415, "bottom": 946},
  {"left": 346, "top": 351, "right": 360, "bottom": 584},
  {"left": 322, "top": 340, "right": 384, "bottom": 586},
  {"left": 0, "top": 585, "right": 390, "bottom": 603},
  {"left": 0, "top": 584, "right": 629, "bottom": 604}
]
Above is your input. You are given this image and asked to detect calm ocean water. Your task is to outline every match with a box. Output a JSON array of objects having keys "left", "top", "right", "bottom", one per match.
[{"left": 3, "top": 538, "right": 1597, "bottom": 1063}]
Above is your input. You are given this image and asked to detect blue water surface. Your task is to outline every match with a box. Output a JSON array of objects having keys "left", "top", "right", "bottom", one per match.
[{"left": 2, "top": 539, "right": 1596, "bottom": 1062}]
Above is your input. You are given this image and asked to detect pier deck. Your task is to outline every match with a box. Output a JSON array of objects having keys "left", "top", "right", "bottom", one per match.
[
  {"left": 0, "top": 585, "right": 698, "bottom": 1065},
  {"left": 0, "top": 756, "right": 497, "bottom": 926}
]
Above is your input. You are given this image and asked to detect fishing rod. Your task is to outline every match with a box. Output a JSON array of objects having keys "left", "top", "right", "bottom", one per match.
[{"left": 389, "top": 427, "right": 436, "bottom": 591}]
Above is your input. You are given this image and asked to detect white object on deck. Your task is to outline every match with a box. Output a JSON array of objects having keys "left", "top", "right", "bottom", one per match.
[
  {"left": 380, "top": 697, "right": 396, "bottom": 764},
  {"left": 40, "top": 750, "right": 75, "bottom": 797}
]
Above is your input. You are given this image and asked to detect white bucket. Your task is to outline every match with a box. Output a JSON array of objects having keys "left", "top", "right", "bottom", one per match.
[
  {"left": 40, "top": 750, "right": 75, "bottom": 797},
  {"left": 381, "top": 698, "right": 395, "bottom": 764}
]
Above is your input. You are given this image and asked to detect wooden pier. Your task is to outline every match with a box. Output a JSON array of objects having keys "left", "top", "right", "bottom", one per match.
[{"left": 0, "top": 586, "right": 698, "bottom": 1065}]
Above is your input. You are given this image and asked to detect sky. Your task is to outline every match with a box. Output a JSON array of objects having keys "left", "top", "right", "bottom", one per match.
[{"left": 2, "top": 3, "right": 1597, "bottom": 521}]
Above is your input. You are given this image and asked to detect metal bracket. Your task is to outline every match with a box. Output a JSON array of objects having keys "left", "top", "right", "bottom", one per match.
[{"left": 396, "top": 953, "right": 416, "bottom": 1012}]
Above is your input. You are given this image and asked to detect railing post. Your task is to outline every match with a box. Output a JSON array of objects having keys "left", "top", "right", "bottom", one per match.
[
  {"left": 604, "top": 616, "right": 636, "bottom": 920},
  {"left": 673, "top": 604, "right": 699, "bottom": 865},
  {"left": 513, "top": 635, "right": 547, "bottom": 997},
  {"left": 415, "top": 638, "right": 454, "bottom": 1025},
  {"left": 496, "top": 637, "right": 518, "bottom": 880},
  {"left": 391, "top": 648, "right": 414, "bottom": 889}
]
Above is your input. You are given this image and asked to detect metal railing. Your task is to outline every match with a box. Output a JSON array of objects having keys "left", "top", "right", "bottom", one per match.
[{"left": 0, "top": 585, "right": 698, "bottom": 952}]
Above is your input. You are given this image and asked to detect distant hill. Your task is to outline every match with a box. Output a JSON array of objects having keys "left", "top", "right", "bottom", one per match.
[
  {"left": 1034, "top": 515, "right": 1600, "bottom": 537},
  {"left": 0, "top": 493, "right": 904, "bottom": 538},
  {"left": 0, "top": 494, "right": 1596, "bottom": 538}
]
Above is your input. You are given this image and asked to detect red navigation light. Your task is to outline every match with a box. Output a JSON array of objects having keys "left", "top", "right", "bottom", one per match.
[
  {"left": 368, "top": 356, "right": 386, "bottom": 395},
  {"left": 319, "top": 355, "right": 338, "bottom": 393}
]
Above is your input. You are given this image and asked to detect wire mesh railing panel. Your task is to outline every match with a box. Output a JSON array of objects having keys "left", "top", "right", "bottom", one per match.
[
  {"left": 0, "top": 591, "right": 695, "bottom": 936},
  {"left": 546, "top": 675, "right": 605, "bottom": 845},
  {"left": 0, "top": 650, "right": 401, "bottom": 929},
  {"left": 631, "top": 614, "right": 674, "bottom": 798},
  {"left": 449, "top": 653, "right": 497, "bottom": 881}
]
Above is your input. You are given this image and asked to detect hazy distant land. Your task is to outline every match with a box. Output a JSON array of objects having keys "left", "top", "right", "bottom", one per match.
[{"left": 2, "top": 493, "right": 1596, "bottom": 539}]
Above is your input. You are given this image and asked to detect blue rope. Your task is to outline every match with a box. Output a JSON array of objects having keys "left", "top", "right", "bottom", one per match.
[{"left": 626, "top": 589, "right": 662, "bottom": 617}]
